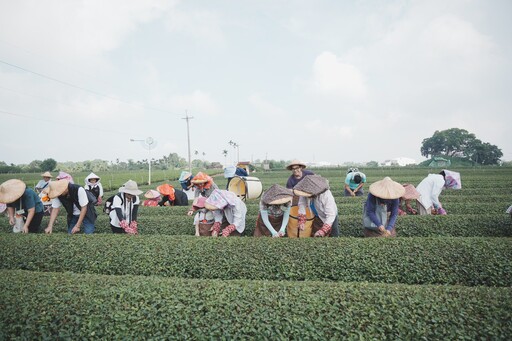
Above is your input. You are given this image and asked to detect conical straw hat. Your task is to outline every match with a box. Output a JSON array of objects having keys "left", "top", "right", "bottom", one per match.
[
  {"left": 401, "top": 184, "right": 420, "bottom": 200},
  {"left": 369, "top": 177, "right": 405, "bottom": 199},
  {"left": 46, "top": 180, "right": 69, "bottom": 199},
  {"left": 0, "top": 179, "right": 26, "bottom": 204}
]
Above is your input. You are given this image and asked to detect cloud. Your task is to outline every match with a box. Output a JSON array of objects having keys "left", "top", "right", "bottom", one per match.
[
  {"left": 166, "top": 90, "right": 220, "bottom": 116},
  {"left": 302, "top": 119, "right": 353, "bottom": 140},
  {"left": 248, "top": 93, "right": 286, "bottom": 118},
  {"left": 307, "top": 51, "right": 367, "bottom": 100},
  {"left": 163, "top": 6, "right": 225, "bottom": 45},
  {"left": 0, "top": 0, "right": 173, "bottom": 61}
]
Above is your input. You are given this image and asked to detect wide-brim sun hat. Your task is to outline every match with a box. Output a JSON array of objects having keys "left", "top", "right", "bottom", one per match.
[
  {"left": 193, "top": 196, "right": 207, "bottom": 209},
  {"left": 0, "top": 179, "right": 27, "bottom": 204},
  {"left": 286, "top": 159, "right": 307, "bottom": 170},
  {"left": 369, "top": 177, "right": 405, "bottom": 199},
  {"left": 144, "top": 189, "right": 161, "bottom": 199},
  {"left": 401, "top": 184, "right": 420, "bottom": 200},
  {"left": 179, "top": 171, "right": 193, "bottom": 182},
  {"left": 41, "top": 171, "right": 53, "bottom": 178},
  {"left": 119, "top": 180, "right": 143, "bottom": 196},
  {"left": 46, "top": 179, "right": 69, "bottom": 199}
]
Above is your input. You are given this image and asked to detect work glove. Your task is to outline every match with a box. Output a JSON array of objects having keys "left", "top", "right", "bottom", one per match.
[
  {"left": 437, "top": 207, "right": 447, "bottom": 215},
  {"left": 97, "top": 197, "right": 102, "bottom": 205},
  {"left": 314, "top": 223, "right": 331, "bottom": 237},
  {"left": 120, "top": 220, "right": 129, "bottom": 230},
  {"left": 125, "top": 221, "right": 138, "bottom": 234},
  {"left": 297, "top": 214, "right": 307, "bottom": 231},
  {"left": 221, "top": 224, "right": 237, "bottom": 237},
  {"left": 210, "top": 222, "right": 221, "bottom": 237}
]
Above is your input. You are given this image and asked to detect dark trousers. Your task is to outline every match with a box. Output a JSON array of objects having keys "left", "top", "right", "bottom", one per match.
[
  {"left": 312, "top": 214, "right": 340, "bottom": 237},
  {"left": 26, "top": 211, "right": 44, "bottom": 233},
  {"left": 111, "top": 224, "right": 126, "bottom": 234}
]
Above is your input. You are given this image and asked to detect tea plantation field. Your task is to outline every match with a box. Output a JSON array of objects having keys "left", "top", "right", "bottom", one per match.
[{"left": 1, "top": 167, "right": 511, "bottom": 339}]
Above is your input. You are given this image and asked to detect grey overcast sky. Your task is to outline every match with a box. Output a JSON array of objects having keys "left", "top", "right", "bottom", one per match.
[{"left": 1, "top": 0, "right": 511, "bottom": 166}]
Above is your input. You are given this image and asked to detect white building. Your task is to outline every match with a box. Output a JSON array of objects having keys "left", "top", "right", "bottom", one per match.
[{"left": 381, "top": 157, "right": 417, "bottom": 167}]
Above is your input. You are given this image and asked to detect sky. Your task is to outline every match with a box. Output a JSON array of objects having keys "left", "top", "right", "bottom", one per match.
[{"left": 1, "top": 0, "right": 511, "bottom": 166}]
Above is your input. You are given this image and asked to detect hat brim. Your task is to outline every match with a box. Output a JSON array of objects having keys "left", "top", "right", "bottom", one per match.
[
  {"left": 120, "top": 188, "right": 143, "bottom": 196},
  {"left": 204, "top": 202, "right": 218, "bottom": 211},
  {"left": 293, "top": 189, "right": 312, "bottom": 197},
  {"left": 286, "top": 164, "right": 306, "bottom": 170},
  {"left": 269, "top": 196, "right": 292, "bottom": 205},
  {"left": 191, "top": 180, "right": 208, "bottom": 184}
]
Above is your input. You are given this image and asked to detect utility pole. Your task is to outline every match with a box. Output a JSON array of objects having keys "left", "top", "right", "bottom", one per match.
[{"left": 182, "top": 111, "right": 194, "bottom": 173}]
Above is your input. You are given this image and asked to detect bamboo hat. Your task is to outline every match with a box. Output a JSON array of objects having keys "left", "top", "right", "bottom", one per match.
[
  {"left": 144, "top": 189, "right": 161, "bottom": 199},
  {"left": 369, "top": 177, "right": 405, "bottom": 199},
  {"left": 46, "top": 179, "right": 69, "bottom": 199},
  {"left": 41, "top": 171, "right": 53, "bottom": 178},
  {"left": 293, "top": 175, "right": 329, "bottom": 197},
  {"left": 262, "top": 184, "right": 293, "bottom": 205},
  {"left": 0, "top": 179, "right": 26, "bottom": 204},
  {"left": 401, "top": 184, "right": 420, "bottom": 200}
]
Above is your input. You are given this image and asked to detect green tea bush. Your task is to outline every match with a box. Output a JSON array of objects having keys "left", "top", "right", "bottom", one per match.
[
  {"left": 1, "top": 270, "right": 511, "bottom": 340},
  {"left": 1, "top": 235, "right": 510, "bottom": 286}
]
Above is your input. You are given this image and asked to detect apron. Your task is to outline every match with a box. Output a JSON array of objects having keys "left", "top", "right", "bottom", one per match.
[{"left": 363, "top": 202, "right": 395, "bottom": 237}]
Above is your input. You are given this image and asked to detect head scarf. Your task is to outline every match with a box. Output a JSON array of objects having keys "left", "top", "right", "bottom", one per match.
[
  {"left": 205, "top": 189, "right": 238, "bottom": 210},
  {"left": 56, "top": 171, "right": 74, "bottom": 184},
  {"left": 192, "top": 172, "right": 214, "bottom": 189},
  {"left": 157, "top": 184, "right": 175, "bottom": 201},
  {"left": 85, "top": 172, "right": 101, "bottom": 187}
]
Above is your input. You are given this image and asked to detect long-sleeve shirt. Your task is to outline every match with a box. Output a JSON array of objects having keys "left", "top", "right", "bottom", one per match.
[
  {"left": 286, "top": 170, "right": 314, "bottom": 189},
  {"left": 416, "top": 174, "right": 445, "bottom": 209},
  {"left": 297, "top": 189, "right": 338, "bottom": 226},
  {"left": 109, "top": 194, "right": 140, "bottom": 227},
  {"left": 364, "top": 193, "right": 399, "bottom": 230},
  {"left": 213, "top": 198, "right": 247, "bottom": 233}
]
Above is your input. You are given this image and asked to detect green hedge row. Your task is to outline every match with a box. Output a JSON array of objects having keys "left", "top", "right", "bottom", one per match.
[
  {"left": 2, "top": 213, "right": 510, "bottom": 237},
  {"left": 1, "top": 235, "right": 510, "bottom": 286},
  {"left": 1, "top": 270, "right": 511, "bottom": 340}
]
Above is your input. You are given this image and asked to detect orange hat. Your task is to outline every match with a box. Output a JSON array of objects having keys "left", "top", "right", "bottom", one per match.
[{"left": 157, "top": 184, "right": 175, "bottom": 201}]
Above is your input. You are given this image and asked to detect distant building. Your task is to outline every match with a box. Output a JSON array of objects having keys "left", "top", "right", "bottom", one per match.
[{"left": 381, "top": 157, "right": 417, "bottom": 167}]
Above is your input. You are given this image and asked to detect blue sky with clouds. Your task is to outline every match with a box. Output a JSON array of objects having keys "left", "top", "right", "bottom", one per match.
[{"left": 1, "top": 0, "right": 511, "bottom": 166}]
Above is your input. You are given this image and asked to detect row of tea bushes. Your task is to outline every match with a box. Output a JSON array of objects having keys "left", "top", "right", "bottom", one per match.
[
  {"left": 1, "top": 269, "right": 511, "bottom": 340},
  {"left": 1, "top": 235, "right": 510, "bottom": 286},
  {"left": 3, "top": 213, "right": 510, "bottom": 238}
]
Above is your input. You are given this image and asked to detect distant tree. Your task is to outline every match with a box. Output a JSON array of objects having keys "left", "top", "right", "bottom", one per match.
[
  {"left": 420, "top": 128, "right": 502, "bottom": 165},
  {"left": 40, "top": 158, "right": 57, "bottom": 172},
  {"left": 366, "top": 161, "right": 379, "bottom": 167},
  {"left": 467, "top": 139, "right": 503, "bottom": 165}
]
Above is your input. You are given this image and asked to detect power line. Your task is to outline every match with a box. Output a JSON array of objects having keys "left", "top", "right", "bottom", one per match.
[{"left": 0, "top": 59, "right": 179, "bottom": 115}]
